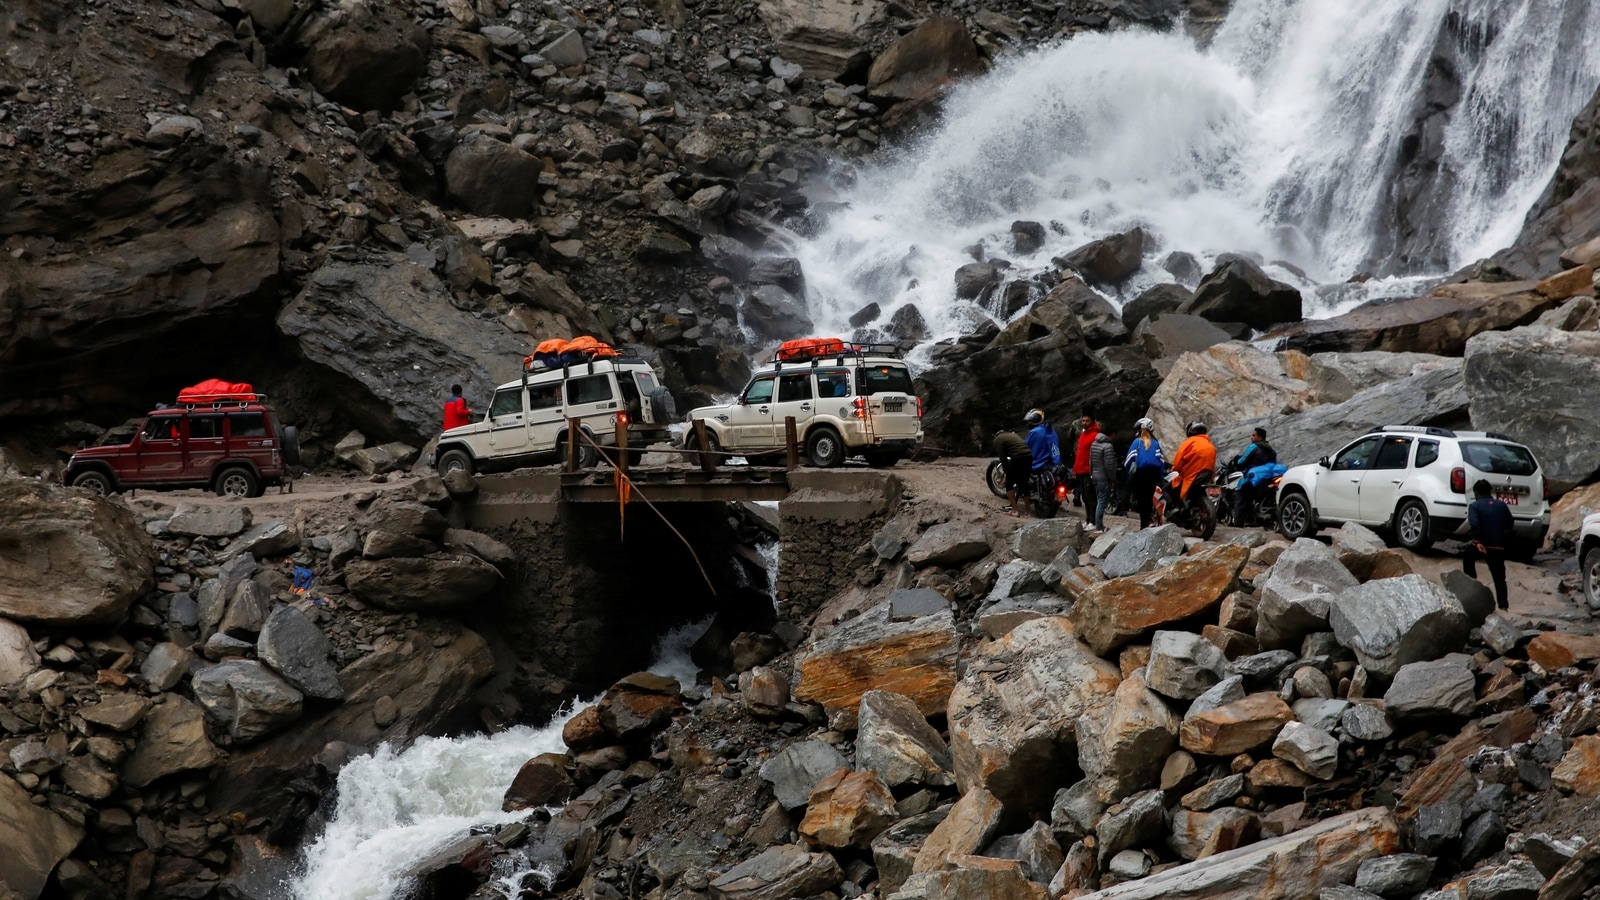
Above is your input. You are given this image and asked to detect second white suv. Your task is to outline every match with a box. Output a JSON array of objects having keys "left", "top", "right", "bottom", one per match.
[
  {"left": 1276, "top": 425, "right": 1551, "bottom": 556},
  {"left": 1580, "top": 513, "right": 1600, "bottom": 609},
  {"left": 681, "top": 341, "right": 923, "bottom": 467}
]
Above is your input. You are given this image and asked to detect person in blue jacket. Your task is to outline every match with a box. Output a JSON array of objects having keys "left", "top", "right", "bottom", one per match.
[
  {"left": 1231, "top": 427, "right": 1276, "bottom": 524},
  {"left": 1024, "top": 408, "right": 1062, "bottom": 474},
  {"left": 1124, "top": 418, "right": 1166, "bottom": 528}
]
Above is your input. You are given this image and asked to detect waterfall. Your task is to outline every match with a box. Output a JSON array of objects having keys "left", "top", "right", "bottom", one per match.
[{"left": 790, "top": 0, "right": 1600, "bottom": 347}]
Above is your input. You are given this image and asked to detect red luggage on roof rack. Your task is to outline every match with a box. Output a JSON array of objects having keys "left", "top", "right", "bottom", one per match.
[
  {"left": 177, "top": 379, "right": 259, "bottom": 405},
  {"left": 776, "top": 337, "right": 846, "bottom": 362}
]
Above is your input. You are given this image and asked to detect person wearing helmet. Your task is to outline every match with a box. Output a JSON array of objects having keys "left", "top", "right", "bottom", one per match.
[
  {"left": 1124, "top": 417, "right": 1165, "bottom": 528},
  {"left": 994, "top": 425, "right": 1034, "bottom": 518},
  {"left": 1172, "top": 420, "right": 1218, "bottom": 502},
  {"left": 1024, "top": 408, "right": 1062, "bottom": 475}
]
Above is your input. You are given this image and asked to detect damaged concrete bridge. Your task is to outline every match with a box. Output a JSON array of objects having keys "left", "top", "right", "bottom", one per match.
[{"left": 457, "top": 466, "right": 902, "bottom": 703}]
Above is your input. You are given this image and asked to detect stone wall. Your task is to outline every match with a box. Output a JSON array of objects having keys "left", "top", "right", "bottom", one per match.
[{"left": 776, "top": 471, "right": 903, "bottom": 620}]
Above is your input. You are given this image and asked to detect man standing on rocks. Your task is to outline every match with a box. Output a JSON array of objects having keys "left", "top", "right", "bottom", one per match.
[
  {"left": 1088, "top": 423, "right": 1118, "bottom": 533},
  {"left": 994, "top": 426, "right": 1034, "bottom": 518},
  {"left": 443, "top": 384, "right": 472, "bottom": 432},
  {"left": 1072, "top": 408, "right": 1101, "bottom": 526},
  {"left": 1465, "top": 479, "right": 1515, "bottom": 610}
]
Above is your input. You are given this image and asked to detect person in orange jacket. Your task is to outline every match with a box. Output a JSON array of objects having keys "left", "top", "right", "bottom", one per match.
[
  {"left": 1171, "top": 420, "right": 1217, "bottom": 501},
  {"left": 443, "top": 384, "right": 473, "bottom": 431}
]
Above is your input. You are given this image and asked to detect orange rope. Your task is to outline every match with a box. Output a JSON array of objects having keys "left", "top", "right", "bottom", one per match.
[{"left": 576, "top": 431, "right": 716, "bottom": 595}]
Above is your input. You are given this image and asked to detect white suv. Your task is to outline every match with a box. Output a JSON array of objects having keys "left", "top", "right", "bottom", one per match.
[
  {"left": 681, "top": 342, "right": 924, "bottom": 467},
  {"left": 432, "top": 355, "right": 675, "bottom": 474},
  {"left": 1276, "top": 425, "right": 1551, "bottom": 556},
  {"left": 1580, "top": 513, "right": 1600, "bottom": 608}
]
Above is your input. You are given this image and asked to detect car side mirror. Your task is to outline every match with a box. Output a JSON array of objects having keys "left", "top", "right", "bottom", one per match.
[{"left": 1318, "top": 456, "right": 1331, "bottom": 469}]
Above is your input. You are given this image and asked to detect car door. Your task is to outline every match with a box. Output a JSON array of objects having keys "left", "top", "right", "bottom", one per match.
[
  {"left": 132, "top": 415, "right": 186, "bottom": 484},
  {"left": 724, "top": 375, "right": 776, "bottom": 449},
  {"left": 564, "top": 373, "right": 620, "bottom": 442},
  {"left": 227, "top": 411, "right": 277, "bottom": 475},
  {"left": 525, "top": 382, "right": 564, "bottom": 455},
  {"left": 1359, "top": 435, "right": 1415, "bottom": 523},
  {"left": 184, "top": 414, "right": 226, "bottom": 483},
  {"left": 485, "top": 387, "right": 531, "bottom": 457},
  {"left": 1318, "top": 436, "right": 1381, "bottom": 521},
  {"left": 769, "top": 373, "right": 815, "bottom": 449}
]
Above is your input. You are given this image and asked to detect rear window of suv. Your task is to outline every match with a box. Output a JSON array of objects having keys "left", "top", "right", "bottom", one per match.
[
  {"left": 859, "top": 365, "right": 914, "bottom": 395},
  {"left": 1461, "top": 441, "right": 1537, "bottom": 476}
]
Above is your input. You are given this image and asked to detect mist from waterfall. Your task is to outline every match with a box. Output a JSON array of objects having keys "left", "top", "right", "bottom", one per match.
[{"left": 790, "top": 0, "right": 1600, "bottom": 348}]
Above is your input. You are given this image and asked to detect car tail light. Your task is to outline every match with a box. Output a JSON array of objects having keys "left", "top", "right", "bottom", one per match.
[
  {"left": 916, "top": 396, "right": 923, "bottom": 417},
  {"left": 1056, "top": 483, "right": 1068, "bottom": 501},
  {"left": 1269, "top": 477, "right": 1282, "bottom": 489},
  {"left": 617, "top": 412, "right": 628, "bottom": 425},
  {"left": 852, "top": 397, "right": 867, "bottom": 419},
  {"left": 1450, "top": 467, "right": 1465, "bottom": 494}
]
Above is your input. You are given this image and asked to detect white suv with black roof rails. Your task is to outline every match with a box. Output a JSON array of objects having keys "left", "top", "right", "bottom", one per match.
[
  {"left": 680, "top": 341, "right": 924, "bottom": 468},
  {"left": 1276, "top": 425, "right": 1551, "bottom": 556}
]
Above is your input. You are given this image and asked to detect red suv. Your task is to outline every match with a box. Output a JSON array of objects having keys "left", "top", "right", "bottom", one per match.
[{"left": 65, "top": 388, "right": 300, "bottom": 498}]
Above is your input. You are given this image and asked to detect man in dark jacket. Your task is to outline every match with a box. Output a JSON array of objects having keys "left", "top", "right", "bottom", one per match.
[
  {"left": 994, "top": 427, "right": 1033, "bottom": 518},
  {"left": 1231, "top": 427, "right": 1276, "bottom": 524},
  {"left": 1464, "top": 479, "right": 1515, "bottom": 610},
  {"left": 1087, "top": 425, "right": 1118, "bottom": 532}
]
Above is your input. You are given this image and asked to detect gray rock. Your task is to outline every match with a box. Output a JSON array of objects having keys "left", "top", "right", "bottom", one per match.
[
  {"left": 975, "top": 594, "right": 1070, "bottom": 639},
  {"left": 709, "top": 845, "right": 842, "bottom": 900},
  {"left": 1087, "top": 524, "right": 1133, "bottom": 560},
  {"left": 1179, "top": 774, "right": 1245, "bottom": 811},
  {"left": 220, "top": 581, "right": 272, "bottom": 640},
  {"left": 1004, "top": 821, "right": 1066, "bottom": 884},
  {"left": 0, "top": 478, "right": 155, "bottom": 626},
  {"left": 872, "top": 809, "right": 950, "bottom": 895},
  {"left": 1109, "top": 849, "right": 1152, "bottom": 879},
  {"left": 257, "top": 605, "right": 345, "bottom": 701},
  {"left": 1059, "top": 228, "right": 1145, "bottom": 286},
  {"left": 1147, "top": 631, "right": 1228, "bottom": 700},
  {"left": 1050, "top": 779, "right": 1107, "bottom": 840},
  {"left": 344, "top": 555, "right": 503, "bottom": 611},
  {"left": 888, "top": 588, "right": 950, "bottom": 621},
  {"left": 1095, "top": 789, "right": 1165, "bottom": 864},
  {"left": 1412, "top": 802, "right": 1463, "bottom": 855},
  {"left": 1010, "top": 518, "right": 1084, "bottom": 564},
  {"left": 122, "top": 696, "right": 223, "bottom": 788},
  {"left": 1228, "top": 650, "right": 1299, "bottom": 688},
  {"left": 222, "top": 520, "right": 300, "bottom": 561},
  {"left": 366, "top": 501, "right": 448, "bottom": 539},
  {"left": 362, "top": 530, "right": 436, "bottom": 560},
  {"left": 1339, "top": 703, "right": 1394, "bottom": 741},
  {"left": 759, "top": 740, "right": 848, "bottom": 810},
  {"left": 79, "top": 693, "right": 152, "bottom": 732},
  {"left": 541, "top": 29, "right": 587, "bottom": 67},
  {"left": 1040, "top": 546, "right": 1082, "bottom": 586},
  {"left": 1256, "top": 539, "right": 1359, "bottom": 650},
  {"left": 442, "top": 529, "right": 515, "bottom": 568},
  {"left": 1180, "top": 256, "right": 1302, "bottom": 331},
  {"left": 741, "top": 284, "right": 815, "bottom": 341},
  {"left": 1384, "top": 658, "right": 1476, "bottom": 720},
  {"left": 1507, "top": 831, "right": 1584, "bottom": 878},
  {"left": 328, "top": 529, "right": 362, "bottom": 570},
  {"left": 0, "top": 616, "right": 39, "bottom": 686},
  {"left": 985, "top": 560, "right": 1048, "bottom": 603},
  {"left": 0, "top": 763, "right": 85, "bottom": 898},
  {"left": 1464, "top": 326, "right": 1600, "bottom": 493},
  {"left": 1185, "top": 674, "right": 1246, "bottom": 721},
  {"left": 1328, "top": 574, "right": 1470, "bottom": 677},
  {"left": 140, "top": 642, "right": 194, "bottom": 691},
  {"left": 905, "top": 522, "right": 991, "bottom": 568},
  {"left": 1168, "top": 807, "right": 1261, "bottom": 862},
  {"left": 1460, "top": 810, "right": 1506, "bottom": 866},
  {"left": 191, "top": 660, "right": 305, "bottom": 744},
  {"left": 1133, "top": 313, "right": 1232, "bottom": 360},
  {"left": 1453, "top": 858, "right": 1543, "bottom": 900},
  {"left": 299, "top": 3, "right": 428, "bottom": 111},
  {"left": 1478, "top": 614, "right": 1526, "bottom": 657},
  {"left": 1292, "top": 698, "right": 1348, "bottom": 733},
  {"left": 166, "top": 503, "right": 252, "bottom": 538},
  {"left": 1272, "top": 721, "right": 1339, "bottom": 780},
  {"left": 857, "top": 690, "right": 953, "bottom": 788},
  {"left": 1354, "top": 854, "right": 1435, "bottom": 898},
  {"left": 168, "top": 592, "right": 199, "bottom": 628},
  {"left": 202, "top": 632, "right": 255, "bottom": 660},
  {"left": 1439, "top": 569, "right": 1496, "bottom": 626},
  {"left": 1100, "top": 525, "right": 1185, "bottom": 579},
  {"left": 445, "top": 136, "right": 542, "bottom": 218}
]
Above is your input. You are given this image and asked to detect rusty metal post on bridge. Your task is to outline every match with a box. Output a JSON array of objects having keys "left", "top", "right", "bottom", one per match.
[
  {"left": 785, "top": 417, "right": 799, "bottom": 470},
  {"left": 615, "top": 413, "right": 629, "bottom": 475},
  {"left": 694, "top": 419, "right": 715, "bottom": 472},
  {"left": 565, "top": 417, "right": 580, "bottom": 473}
]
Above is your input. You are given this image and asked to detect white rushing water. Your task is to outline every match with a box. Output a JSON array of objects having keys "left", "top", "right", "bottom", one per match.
[{"left": 791, "top": 0, "right": 1600, "bottom": 347}]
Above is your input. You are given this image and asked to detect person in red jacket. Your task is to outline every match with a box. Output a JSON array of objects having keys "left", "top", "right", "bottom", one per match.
[
  {"left": 1073, "top": 408, "right": 1101, "bottom": 524},
  {"left": 443, "top": 384, "right": 472, "bottom": 431}
]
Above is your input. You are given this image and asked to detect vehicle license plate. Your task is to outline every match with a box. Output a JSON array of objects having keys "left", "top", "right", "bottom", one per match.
[
  {"left": 883, "top": 400, "right": 903, "bottom": 411},
  {"left": 1496, "top": 493, "right": 1518, "bottom": 506}
]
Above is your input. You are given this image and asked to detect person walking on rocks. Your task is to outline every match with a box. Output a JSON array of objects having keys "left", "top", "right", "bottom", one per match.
[
  {"left": 1088, "top": 423, "right": 1118, "bottom": 533},
  {"left": 1464, "top": 478, "right": 1515, "bottom": 610},
  {"left": 994, "top": 426, "right": 1034, "bottom": 518},
  {"left": 1125, "top": 418, "right": 1165, "bottom": 528},
  {"left": 1073, "top": 409, "right": 1101, "bottom": 526},
  {"left": 443, "top": 384, "right": 472, "bottom": 431}
]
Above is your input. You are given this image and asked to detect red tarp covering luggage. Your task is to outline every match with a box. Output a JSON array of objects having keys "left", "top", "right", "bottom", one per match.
[
  {"left": 177, "top": 379, "right": 258, "bottom": 403},
  {"left": 776, "top": 337, "right": 846, "bottom": 362}
]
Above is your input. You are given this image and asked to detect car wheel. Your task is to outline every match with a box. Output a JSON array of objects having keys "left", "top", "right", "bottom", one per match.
[
  {"left": 1395, "top": 499, "right": 1433, "bottom": 551},
  {"left": 1278, "top": 491, "right": 1316, "bottom": 540},
  {"left": 685, "top": 428, "right": 721, "bottom": 466},
  {"left": 281, "top": 425, "right": 302, "bottom": 466},
  {"left": 863, "top": 451, "right": 900, "bottom": 468},
  {"left": 216, "top": 467, "right": 259, "bottom": 498},
  {"left": 437, "top": 448, "right": 473, "bottom": 476},
  {"left": 986, "top": 460, "right": 1008, "bottom": 498},
  {"left": 558, "top": 434, "right": 601, "bottom": 469},
  {"left": 1584, "top": 546, "right": 1600, "bottom": 610},
  {"left": 805, "top": 426, "right": 845, "bottom": 468},
  {"left": 71, "top": 470, "right": 115, "bottom": 495}
]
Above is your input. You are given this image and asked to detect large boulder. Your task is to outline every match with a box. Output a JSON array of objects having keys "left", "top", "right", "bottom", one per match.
[
  {"left": 0, "top": 773, "right": 83, "bottom": 900},
  {"left": 947, "top": 616, "right": 1122, "bottom": 815},
  {"left": 1098, "top": 524, "right": 1187, "bottom": 579},
  {"left": 756, "top": 0, "right": 880, "bottom": 79},
  {"left": 741, "top": 284, "right": 815, "bottom": 341},
  {"left": 1254, "top": 539, "right": 1360, "bottom": 650},
  {"left": 1383, "top": 658, "right": 1476, "bottom": 720},
  {"left": 865, "top": 16, "right": 984, "bottom": 102},
  {"left": 0, "top": 617, "right": 40, "bottom": 687},
  {"left": 1265, "top": 280, "right": 1556, "bottom": 355},
  {"left": 1123, "top": 283, "right": 1193, "bottom": 329},
  {"left": 1069, "top": 543, "right": 1247, "bottom": 656},
  {"left": 191, "top": 660, "right": 305, "bottom": 744},
  {"left": 277, "top": 257, "right": 533, "bottom": 443},
  {"left": 1179, "top": 257, "right": 1303, "bottom": 331},
  {"left": 798, "top": 768, "right": 897, "bottom": 849},
  {"left": 1328, "top": 575, "right": 1470, "bottom": 678},
  {"left": 1464, "top": 325, "right": 1600, "bottom": 492},
  {"left": 856, "top": 690, "right": 954, "bottom": 788},
  {"left": 760, "top": 741, "right": 850, "bottom": 811},
  {"left": 298, "top": 2, "right": 429, "bottom": 111},
  {"left": 257, "top": 605, "right": 345, "bottom": 701},
  {"left": 0, "top": 477, "right": 154, "bottom": 626},
  {"left": 123, "top": 696, "right": 224, "bottom": 788},
  {"left": 1059, "top": 228, "right": 1146, "bottom": 286},
  {"left": 709, "top": 845, "right": 843, "bottom": 900},
  {"left": 1211, "top": 360, "right": 1468, "bottom": 468},
  {"left": 1178, "top": 692, "right": 1294, "bottom": 757},
  {"left": 343, "top": 554, "right": 504, "bottom": 611},
  {"left": 1090, "top": 668, "right": 1179, "bottom": 798},
  {"left": 1305, "top": 351, "right": 1461, "bottom": 404},
  {"left": 794, "top": 609, "right": 958, "bottom": 729},
  {"left": 444, "top": 136, "right": 543, "bottom": 218},
  {"left": 1144, "top": 343, "right": 1316, "bottom": 454},
  {"left": 166, "top": 503, "right": 252, "bottom": 538},
  {"left": 913, "top": 787, "right": 1006, "bottom": 875},
  {"left": 1133, "top": 313, "right": 1233, "bottom": 361}
]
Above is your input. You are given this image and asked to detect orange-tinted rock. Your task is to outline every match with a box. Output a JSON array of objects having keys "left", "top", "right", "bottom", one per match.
[
  {"left": 596, "top": 672, "right": 682, "bottom": 739},
  {"left": 739, "top": 666, "right": 790, "bottom": 719},
  {"left": 1217, "top": 592, "right": 1257, "bottom": 633},
  {"left": 1179, "top": 693, "right": 1293, "bottom": 757},
  {"left": 798, "top": 768, "right": 897, "bottom": 849},
  {"left": 502, "top": 752, "right": 573, "bottom": 811},
  {"left": 1552, "top": 735, "right": 1600, "bottom": 798},
  {"left": 562, "top": 705, "right": 608, "bottom": 752},
  {"left": 912, "top": 786, "right": 1006, "bottom": 874},
  {"left": 1246, "top": 758, "right": 1313, "bottom": 790},
  {"left": 1536, "top": 265, "right": 1596, "bottom": 300},
  {"left": 1396, "top": 709, "right": 1537, "bottom": 827},
  {"left": 794, "top": 611, "right": 958, "bottom": 729},
  {"left": 928, "top": 855, "right": 1049, "bottom": 900},
  {"left": 1070, "top": 543, "right": 1248, "bottom": 655},
  {"left": 1202, "top": 625, "right": 1259, "bottom": 660},
  {"left": 1119, "top": 645, "right": 1152, "bottom": 678},
  {"left": 1527, "top": 632, "right": 1600, "bottom": 670}
]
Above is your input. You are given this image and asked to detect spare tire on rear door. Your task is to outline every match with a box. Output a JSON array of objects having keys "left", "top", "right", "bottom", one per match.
[
  {"left": 649, "top": 388, "right": 677, "bottom": 424},
  {"left": 281, "top": 425, "right": 302, "bottom": 466}
]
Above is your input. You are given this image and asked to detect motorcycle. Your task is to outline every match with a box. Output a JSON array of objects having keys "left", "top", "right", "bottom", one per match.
[
  {"left": 1217, "top": 461, "right": 1284, "bottom": 529},
  {"left": 1152, "top": 469, "right": 1218, "bottom": 539},
  {"left": 986, "top": 460, "right": 1070, "bottom": 519}
]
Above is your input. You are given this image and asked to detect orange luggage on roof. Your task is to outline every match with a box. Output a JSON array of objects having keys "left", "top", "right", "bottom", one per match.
[
  {"left": 177, "top": 379, "right": 258, "bottom": 403},
  {"left": 536, "top": 338, "right": 570, "bottom": 355},
  {"left": 776, "top": 337, "right": 846, "bottom": 362}
]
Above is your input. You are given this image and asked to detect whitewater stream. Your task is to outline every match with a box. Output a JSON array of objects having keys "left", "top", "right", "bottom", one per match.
[{"left": 789, "top": 0, "right": 1600, "bottom": 347}]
